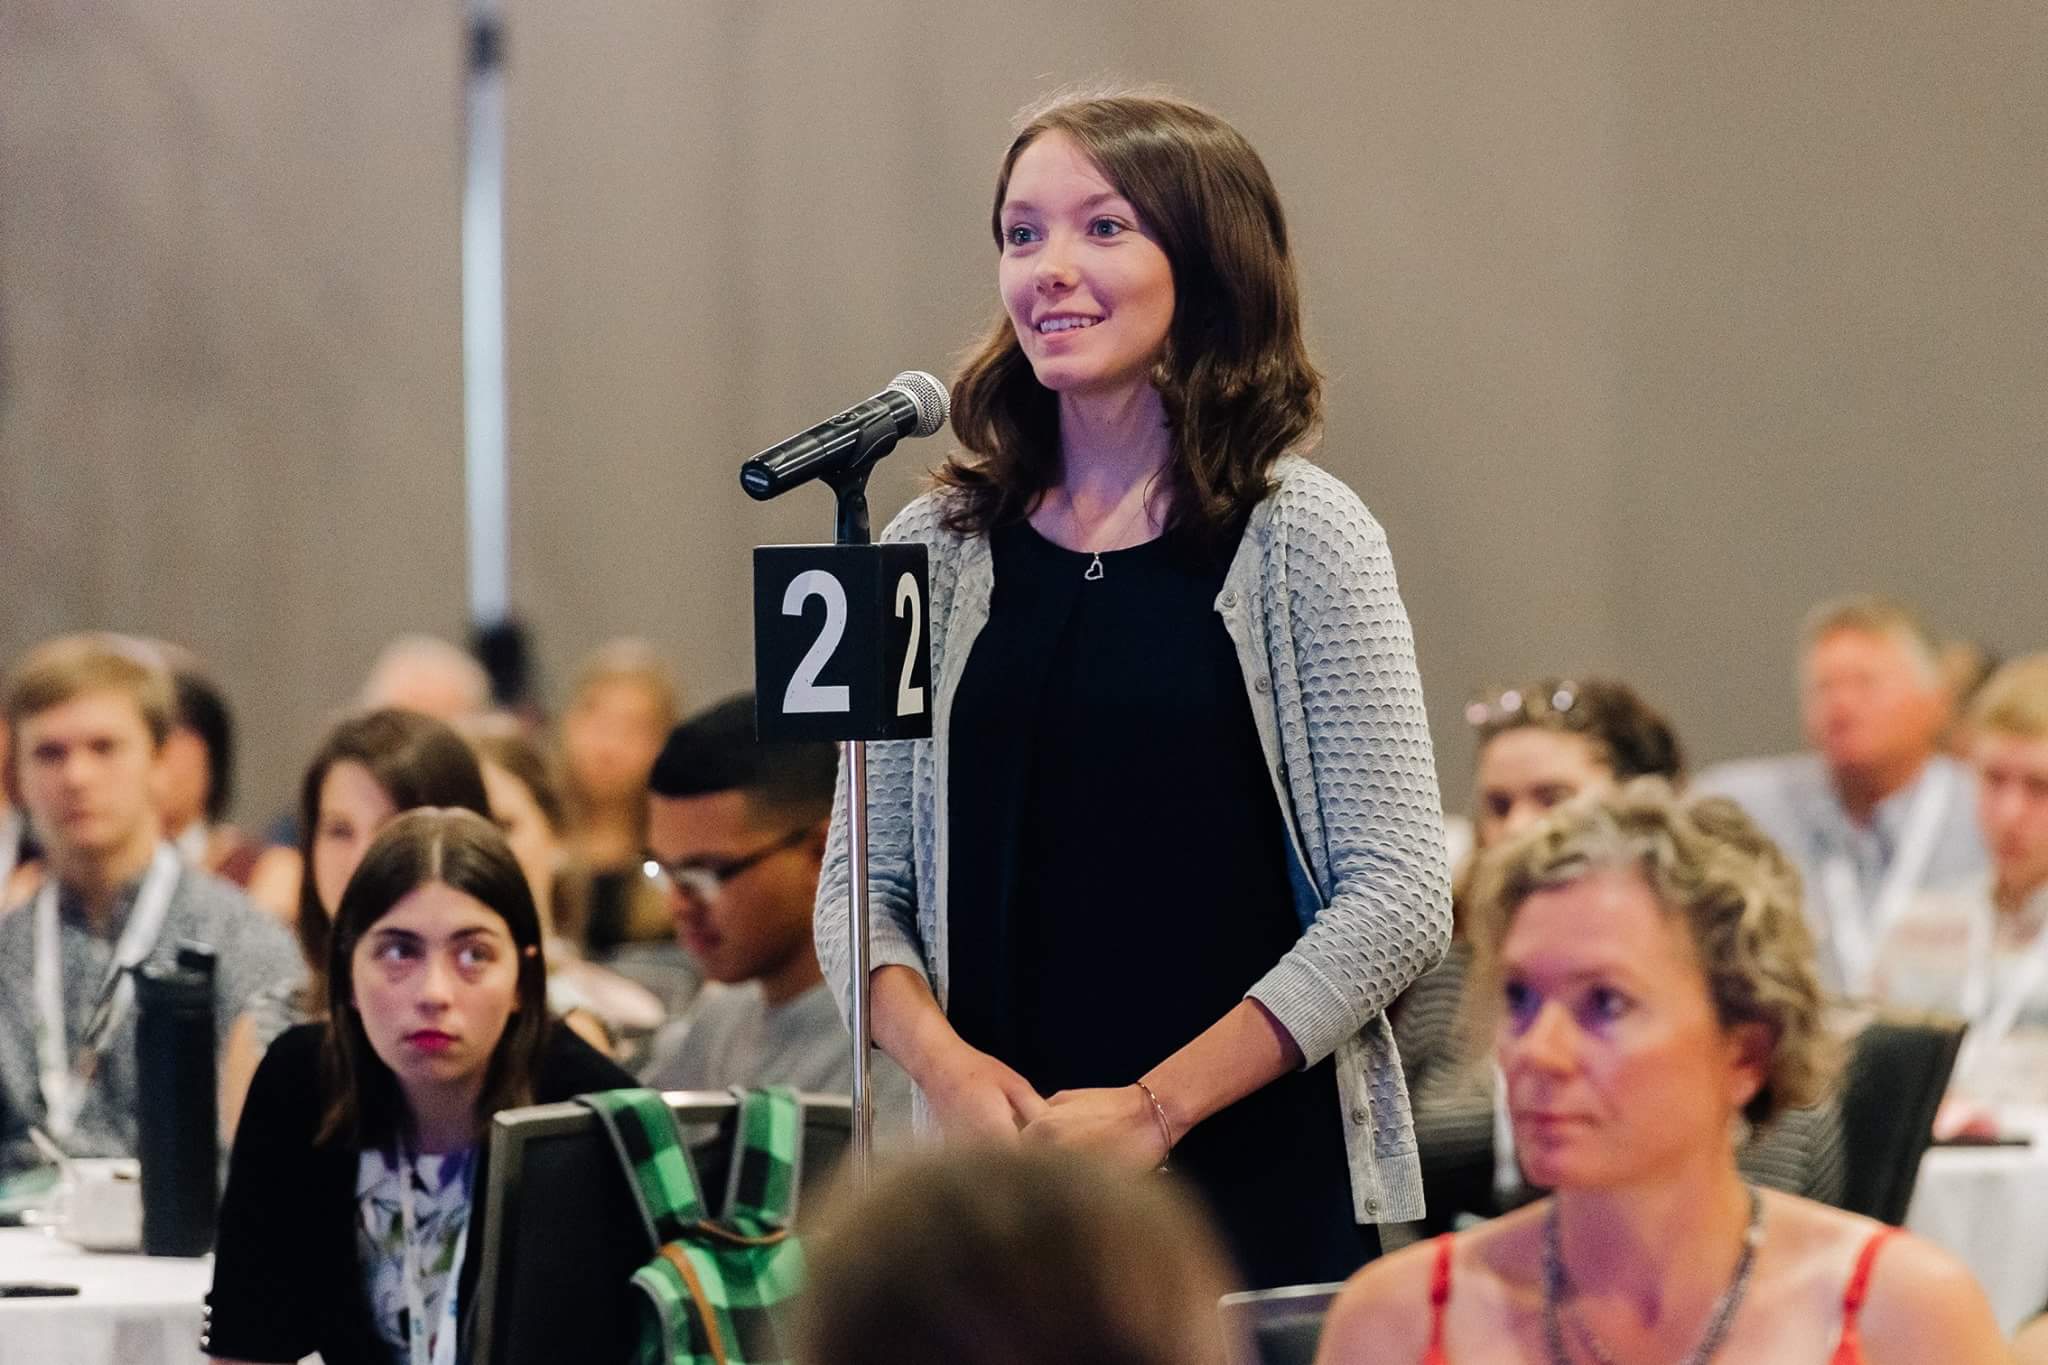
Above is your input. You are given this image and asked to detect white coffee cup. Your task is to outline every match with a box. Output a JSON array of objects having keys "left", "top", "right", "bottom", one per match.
[{"left": 50, "top": 1158, "right": 144, "bottom": 1252}]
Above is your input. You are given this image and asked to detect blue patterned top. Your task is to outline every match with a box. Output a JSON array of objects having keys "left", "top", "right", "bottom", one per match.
[{"left": 355, "top": 1146, "right": 475, "bottom": 1364}]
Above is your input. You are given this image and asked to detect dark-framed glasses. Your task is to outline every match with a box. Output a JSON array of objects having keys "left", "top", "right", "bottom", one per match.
[{"left": 643, "top": 826, "right": 814, "bottom": 902}]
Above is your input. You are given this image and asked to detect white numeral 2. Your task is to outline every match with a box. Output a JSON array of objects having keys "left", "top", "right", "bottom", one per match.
[
  {"left": 895, "top": 572, "right": 925, "bottom": 717},
  {"left": 782, "top": 571, "right": 851, "bottom": 714}
]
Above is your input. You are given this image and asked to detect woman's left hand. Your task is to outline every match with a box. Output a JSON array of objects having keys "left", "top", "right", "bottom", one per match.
[{"left": 1020, "top": 1085, "right": 1171, "bottom": 1168}]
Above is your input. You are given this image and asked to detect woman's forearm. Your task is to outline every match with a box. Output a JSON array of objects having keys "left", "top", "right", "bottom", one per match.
[{"left": 1141, "top": 996, "right": 1302, "bottom": 1141}]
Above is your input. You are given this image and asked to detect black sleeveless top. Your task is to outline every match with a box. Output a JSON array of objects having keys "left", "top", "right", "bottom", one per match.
[{"left": 947, "top": 518, "right": 1374, "bottom": 1288}]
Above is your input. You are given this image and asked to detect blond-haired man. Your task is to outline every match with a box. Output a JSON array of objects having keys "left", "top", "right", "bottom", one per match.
[
  {"left": 1697, "top": 596, "right": 1987, "bottom": 994},
  {"left": 0, "top": 636, "right": 299, "bottom": 1174},
  {"left": 1873, "top": 655, "right": 2048, "bottom": 1109}
]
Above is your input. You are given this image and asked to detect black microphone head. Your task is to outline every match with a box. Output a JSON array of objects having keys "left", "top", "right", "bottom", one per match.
[{"left": 886, "top": 370, "right": 950, "bottom": 438}]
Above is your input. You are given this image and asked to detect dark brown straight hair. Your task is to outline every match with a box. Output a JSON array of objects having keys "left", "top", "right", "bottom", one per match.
[
  {"left": 937, "top": 92, "right": 1322, "bottom": 551},
  {"left": 293, "top": 708, "right": 494, "bottom": 1001},
  {"left": 317, "top": 807, "right": 550, "bottom": 1150}
]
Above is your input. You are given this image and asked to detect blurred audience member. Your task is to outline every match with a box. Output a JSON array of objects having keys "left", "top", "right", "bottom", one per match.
[
  {"left": 1873, "top": 654, "right": 2048, "bottom": 1115},
  {"left": 469, "top": 727, "right": 664, "bottom": 1051},
  {"left": 0, "top": 635, "right": 299, "bottom": 1175},
  {"left": 1318, "top": 782, "right": 2006, "bottom": 1365},
  {"left": 1698, "top": 596, "right": 1987, "bottom": 995},
  {"left": 1939, "top": 638, "right": 2002, "bottom": 757},
  {"left": 0, "top": 721, "right": 38, "bottom": 908},
  {"left": 1397, "top": 678, "right": 1841, "bottom": 1225},
  {"left": 358, "top": 633, "right": 491, "bottom": 722},
  {"left": 795, "top": 1146, "right": 1241, "bottom": 1365},
  {"left": 640, "top": 694, "right": 910, "bottom": 1123},
  {"left": 2017, "top": 1311, "right": 2048, "bottom": 1365},
  {"left": 154, "top": 650, "right": 266, "bottom": 893},
  {"left": 219, "top": 709, "right": 491, "bottom": 1134},
  {"left": 554, "top": 639, "right": 678, "bottom": 952}
]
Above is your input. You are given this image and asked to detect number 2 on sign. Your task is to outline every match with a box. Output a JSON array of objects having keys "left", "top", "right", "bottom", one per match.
[
  {"left": 895, "top": 572, "right": 925, "bottom": 717},
  {"left": 782, "top": 570, "right": 851, "bottom": 714}
]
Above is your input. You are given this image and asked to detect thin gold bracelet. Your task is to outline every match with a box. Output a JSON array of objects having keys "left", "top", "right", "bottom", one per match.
[{"left": 1134, "top": 1079, "right": 1175, "bottom": 1156}]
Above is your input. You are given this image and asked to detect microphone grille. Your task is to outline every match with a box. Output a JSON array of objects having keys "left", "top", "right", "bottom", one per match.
[{"left": 888, "top": 370, "right": 951, "bottom": 439}]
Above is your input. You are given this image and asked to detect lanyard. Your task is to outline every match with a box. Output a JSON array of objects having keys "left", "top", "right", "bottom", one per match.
[
  {"left": 0, "top": 810, "right": 20, "bottom": 901},
  {"left": 1955, "top": 888, "right": 2048, "bottom": 1081},
  {"left": 399, "top": 1150, "right": 472, "bottom": 1365},
  {"left": 32, "top": 843, "right": 182, "bottom": 1141},
  {"left": 1819, "top": 764, "right": 1953, "bottom": 996}
]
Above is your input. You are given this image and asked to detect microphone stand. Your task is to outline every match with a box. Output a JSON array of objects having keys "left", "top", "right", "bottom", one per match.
[{"left": 823, "top": 440, "right": 888, "bottom": 1182}]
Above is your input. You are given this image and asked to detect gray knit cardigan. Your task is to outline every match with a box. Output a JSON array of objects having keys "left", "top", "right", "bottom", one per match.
[{"left": 815, "top": 455, "right": 1452, "bottom": 1221}]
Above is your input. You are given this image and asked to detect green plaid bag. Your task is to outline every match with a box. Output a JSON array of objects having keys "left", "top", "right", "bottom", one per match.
[{"left": 580, "top": 1087, "right": 807, "bottom": 1365}]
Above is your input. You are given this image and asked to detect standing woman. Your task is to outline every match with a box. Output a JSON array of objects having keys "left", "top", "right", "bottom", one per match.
[
  {"left": 815, "top": 92, "right": 1451, "bottom": 1288},
  {"left": 205, "top": 808, "right": 631, "bottom": 1365}
]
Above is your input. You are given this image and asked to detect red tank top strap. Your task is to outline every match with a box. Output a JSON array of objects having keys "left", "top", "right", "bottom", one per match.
[
  {"left": 1830, "top": 1226, "right": 1902, "bottom": 1365},
  {"left": 1423, "top": 1233, "right": 1455, "bottom": 1364}
]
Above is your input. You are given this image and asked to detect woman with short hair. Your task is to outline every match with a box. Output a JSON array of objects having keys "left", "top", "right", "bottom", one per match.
[{"left": 1318, "top": 782, "right": 2006, "bottom": 1364}]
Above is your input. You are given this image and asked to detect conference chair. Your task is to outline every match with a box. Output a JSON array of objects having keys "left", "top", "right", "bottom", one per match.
[
  {"left": 468, "top": 1090, "right": 852, "bottom": 1365},
  {"left": 1219, "top": 1281, "right": 1346, "bottom": 1365},
  {"left": 1834, "top": 1010, "right": 1967, "bottom": 1225}
]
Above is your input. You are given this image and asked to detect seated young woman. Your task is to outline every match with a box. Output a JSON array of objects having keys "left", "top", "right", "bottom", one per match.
[
  {"left": 204, "top": 807, "right": 633, "bottom": 1365},
  {"left": 1319, "top": 781, "right": 2006, "bottom": 1365}
]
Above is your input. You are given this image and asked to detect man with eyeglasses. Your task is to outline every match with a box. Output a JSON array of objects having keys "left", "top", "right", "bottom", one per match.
[{"left": 637, "top": 694, "right": 912, "bottom": 1124}]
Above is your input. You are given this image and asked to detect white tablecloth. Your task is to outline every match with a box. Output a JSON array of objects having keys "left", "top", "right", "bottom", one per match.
[
  {"left": 0, "top": 1228, "right": 210, "bottom": 1365},
  {"left": 1905, "top": 1105, "right": 2048, "bottom": 1335}
]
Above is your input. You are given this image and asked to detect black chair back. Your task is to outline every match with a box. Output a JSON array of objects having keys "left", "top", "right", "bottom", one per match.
[{"left": 1835, "top": 1012, "right": 1966, "bottom": 1224}]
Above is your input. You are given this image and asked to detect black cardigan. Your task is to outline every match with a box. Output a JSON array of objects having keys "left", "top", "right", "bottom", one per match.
[{"left": 204, "top": 1020, "right": 633, "bottom": 1364}]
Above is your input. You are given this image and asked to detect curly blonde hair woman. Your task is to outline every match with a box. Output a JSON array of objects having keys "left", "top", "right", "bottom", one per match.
[{"left": 1318, "top": 781, "right": 2006, "bottom": 1365}]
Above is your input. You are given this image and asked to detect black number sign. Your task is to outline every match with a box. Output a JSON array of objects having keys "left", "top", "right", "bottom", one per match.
[{"left": 753, "top": 544, "right": 932, "bottom": 741}]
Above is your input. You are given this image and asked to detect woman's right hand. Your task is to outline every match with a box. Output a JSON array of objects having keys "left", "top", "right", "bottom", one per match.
[
  {"left": 869, "top": 965, "right": 1047, "bottom": 1140},
  {"left": 916, "top": 1041, "right": 1048, "bottom": 1142}
]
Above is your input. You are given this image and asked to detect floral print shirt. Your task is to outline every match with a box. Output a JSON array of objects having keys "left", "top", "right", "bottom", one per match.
[{"left": 355, "top": 1145, "right": 476, "bottom": 1365}]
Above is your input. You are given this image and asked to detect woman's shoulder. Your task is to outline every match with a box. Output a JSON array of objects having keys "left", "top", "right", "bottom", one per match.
[
  {"left": 534, "top": 1018, "right": 638, "bottom": 1101},
  {"left": 1756, "top": 1193, "right": 2006, "bottom": 1361},
  {"left": 1258, "top": 455, "right": 1386, "bottom": 542},
  {"left": 1319, "top": 1211, "right": 1543, "bottom": 1363},
  {"left": 880, "top": 486, "right": 972, "bottom": 551}
]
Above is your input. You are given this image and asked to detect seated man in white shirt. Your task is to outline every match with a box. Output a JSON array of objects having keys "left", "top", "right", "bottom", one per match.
[
  {"left": 1697, "top": 595, "right": 1987, "bottom": 994},
  {"left": 638, "top": 693, "right": 911, "bottom": 1127},
  {"left": 1873, "top": 654, "right": 2048, "bottom": 1114},
  {"left": 0, "top": 635, "right": 302, "bottom": 1176}
]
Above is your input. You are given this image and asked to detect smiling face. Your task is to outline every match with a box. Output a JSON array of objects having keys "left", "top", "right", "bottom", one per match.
[
  {"left": 349, "top": 880, "right": 522, "bottom": 1105},
  {"left": 1496, "top": 867, "right": 1764, "bottom": 1192},
  {"left": 998, "top": 130, "right": 1177, "bottom": 403},
  {"left": 1474, "top": 728, "right": 1616, "bottom": 851}
]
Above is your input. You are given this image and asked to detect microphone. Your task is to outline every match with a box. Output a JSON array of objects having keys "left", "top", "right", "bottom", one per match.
[{"left": 739, "top": 371, "right": 950, "bottom": 501}]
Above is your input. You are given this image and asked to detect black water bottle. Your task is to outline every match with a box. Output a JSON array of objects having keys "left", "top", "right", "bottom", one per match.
[{"left": 135, "top": 942, "right": 218, "bottom": 1256}]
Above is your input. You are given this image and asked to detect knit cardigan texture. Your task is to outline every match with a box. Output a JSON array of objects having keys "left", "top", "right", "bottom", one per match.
[{"left": 815, "top": 455, "right": 1453, "bottom": 1221}]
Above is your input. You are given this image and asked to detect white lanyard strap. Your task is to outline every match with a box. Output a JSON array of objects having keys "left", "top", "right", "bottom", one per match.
[
  {"left": 399, "top": 1152, "right": 471, "bottom": 1365},
  {"left": 1821, "top": 765, "right": 1953, "bottom": 996},
  {"left": 0, "top": 810, "right": 20, "bottom": 902},
  {"left": 32, "top": 843, "right": 182, "bottom": 1141},
  {"left": 1956, "top": 890, "right": 2048, "bottom": 1080}
]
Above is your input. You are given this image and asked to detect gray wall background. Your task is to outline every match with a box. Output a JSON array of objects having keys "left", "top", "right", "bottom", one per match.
[{"left": 3, "top": 1, "right": 2043, "bottom": 821}]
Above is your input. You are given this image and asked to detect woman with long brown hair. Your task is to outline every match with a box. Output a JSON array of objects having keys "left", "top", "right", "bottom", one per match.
[
  {"left": 206, "top": 808, "right": 629, "bottom": 1365},
  {"left": 814, "top": 90, "right": 1450, "bottom": 1287}
]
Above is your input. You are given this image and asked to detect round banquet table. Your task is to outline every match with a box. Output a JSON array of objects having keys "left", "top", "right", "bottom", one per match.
[
  {"left": 1904, "top": 1105, "right": 2048, "bottom": 1335},
  {"left": 0, "top": 1227, "right": 211, "bottom": 1365}
]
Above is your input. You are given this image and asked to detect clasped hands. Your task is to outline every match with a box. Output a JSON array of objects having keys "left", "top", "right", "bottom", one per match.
[{"left": 922, "top": 1043, "right": 1175, "bottom": 1168}]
